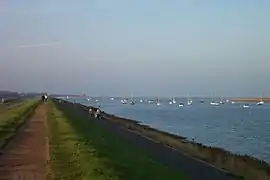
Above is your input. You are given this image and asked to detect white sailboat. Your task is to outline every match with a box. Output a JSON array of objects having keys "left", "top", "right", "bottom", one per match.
[
  {"left": 256, "top": 92, "right": 264, "bottom": 106},
  {"left": 219, "top": 95, "right": 225, "bottom": 104},
  {"left": 156, "top": 96, "right": 161, "bottom": 106},
  {"left": 210, "top": 101, "right": 219, "bottom": 106},
  {"left": 179, "top": 102, "right": 184, "bottom": 107},
  {"left": 121, "top": 98, "right": 128, "bottom": 104},
  {"left": 210, "top": 93, "right": 219, "bottom": 106},
  {"left": 187, "top": 93, "right": 192, "bottom": 105},
  {"left": 130, "top": 92, "right": 135, "bottom": 105},
  {"left": 172, "top": 97, "right": 177, "bottom": 104}
]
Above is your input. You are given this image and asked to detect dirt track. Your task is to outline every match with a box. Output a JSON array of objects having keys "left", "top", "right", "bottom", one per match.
[{"left": 0, "top": 104, "right": 49, "bottom": 180}]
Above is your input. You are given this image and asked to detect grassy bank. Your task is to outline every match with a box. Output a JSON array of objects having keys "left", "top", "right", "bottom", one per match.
[
  {"left": 0, "top": 99, "right": 23, "bottom": 113},
  {"left": 0, "top": 99, "right": 40, "bottom": 148},
  {"left": 47, "top": 101, "right": 189, "bottom": 180},
  {"left": 99, "top": 109, "right": 270, "bottom": 180}
]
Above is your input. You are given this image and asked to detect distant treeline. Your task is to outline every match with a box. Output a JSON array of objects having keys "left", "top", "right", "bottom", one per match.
[
  {"left": 0, "top": 91, "right": 19, "bottom": 99},
  {"left": 0, "top": 90, "right": 42, "bottom": 99},
  {"left": 51, "top": 94, "right": 81, "bottom": 97}
]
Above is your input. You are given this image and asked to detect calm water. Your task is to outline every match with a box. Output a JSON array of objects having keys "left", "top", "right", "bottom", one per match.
[{"left": 66, "top": 97, "right": 270, "bottom": 163}]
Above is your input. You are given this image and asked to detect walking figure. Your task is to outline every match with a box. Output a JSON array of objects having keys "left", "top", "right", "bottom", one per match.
[
  {"left": 44, "top": 94, "right": 48, "bottom": 102},
  {"left": 89, "top": 108, "right": 94, "bottom": 116},
  {"left": 94, "top": 108, "right": 101, "bottom": 119},
  {"left": 42, "top": 93, "right": 48, "bottom": 102}
]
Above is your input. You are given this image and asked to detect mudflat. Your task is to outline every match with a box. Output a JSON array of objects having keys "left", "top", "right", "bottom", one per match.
[{"left": 0, "top": 104, "right": 49, "bottom": 180}]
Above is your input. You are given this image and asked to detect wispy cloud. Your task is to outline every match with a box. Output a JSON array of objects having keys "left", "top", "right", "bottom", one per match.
[{"left": 16, "top": 42, "right": 61, "bottom": 49}]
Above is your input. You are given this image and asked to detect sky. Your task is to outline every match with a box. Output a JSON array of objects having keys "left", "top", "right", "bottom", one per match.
[{"left": 0, "top": 0, "right": 270, "bottom": 97}]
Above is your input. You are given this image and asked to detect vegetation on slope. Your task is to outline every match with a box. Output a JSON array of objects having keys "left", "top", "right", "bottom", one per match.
[
  {"left": 0, "top": 98, "right": 40, "bottom": 148},
  {"left": 47, "top": 101, "right": 189, "bottom": 180}
]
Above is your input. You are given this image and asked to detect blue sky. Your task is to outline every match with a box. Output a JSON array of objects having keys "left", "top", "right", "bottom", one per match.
[{"left": 0, "top": 0, "right": 270, "bottom": 97}]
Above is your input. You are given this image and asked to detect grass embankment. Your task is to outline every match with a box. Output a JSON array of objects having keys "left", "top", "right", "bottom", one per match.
[
  {"left": 47, "top": 101, "right": 189, "bottom": 180},
  {"left": 0, "top": 99, "right": 40, "bottom": 148},
  {"left": 0, "top": 99, "right": 23, "bottom": 113},
  {"left": 102, "top": 112, "right": 270, "bottom": 180}
]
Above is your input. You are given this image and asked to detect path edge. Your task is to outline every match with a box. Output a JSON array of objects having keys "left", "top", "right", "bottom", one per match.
[{"left": 0, "top": 100, "right": 41, "bottom": 154}]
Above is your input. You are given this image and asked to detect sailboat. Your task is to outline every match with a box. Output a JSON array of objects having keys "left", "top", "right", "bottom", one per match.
[
  {"left": 121, "top": 98, "right": 128, "bottom": 104},
  {"left": 156, "top": 96, "right": 161, "bottom": 106},
  {"left": 130, "top": 92, "right": 135, "bottom": 105},
  {"left": 210, "top": 101, "right": 219, "bottom": 106},
  {"left": 210, "top": 93, "right": 219, "bottom": 106},
  {"left": 257, "top": 92, "right": 264, "bottom": 106},
  {"left": 172, "top": 97, "right": 177, "bottom": 104},
  {"left": 187, "top": 93, "right": 192, "bottom": 105},
  {"left": 219, "top": 95, "right": 225, "bottom": 104},
  {"left": 179, "top": 102, "right": 184, "bottom": 107}
]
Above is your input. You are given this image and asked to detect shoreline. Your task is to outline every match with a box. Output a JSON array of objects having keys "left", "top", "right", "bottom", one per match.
[
  {"left": 61, "top": 99, "right": 270, "bottom": 180},
  {"left": 230, "top": 98, "right": 270, "bottom": 103},
  {"left": 51, "top": 100, "right": 191, "bottom": 180}
]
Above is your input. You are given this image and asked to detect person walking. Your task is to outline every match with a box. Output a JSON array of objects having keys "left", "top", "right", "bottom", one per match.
[
  {"left": 89, "top": 108, "right": 93, "bottom": 116},
  {"left": 1, "top": 98, "right": 4, "bottom": 104},
  {"left": 44, "top": 94, "right": 48, "bottom": 102},
  {"left": 94, "top": 108, "right": 101, "bottom": 119}
]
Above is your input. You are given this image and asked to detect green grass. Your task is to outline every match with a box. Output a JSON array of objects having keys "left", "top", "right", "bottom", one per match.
[
  {"left": 100, "top": 107, "right": 270, "bottom": 180},
  {"left": 0, "top": 100, "right": 22, "bottom": 113},
  {"left": 0, "top": 98, "right": 40, "bottom": 148},
  {"left": 48, "top": 101, "right": 189, "bottom": 180}
]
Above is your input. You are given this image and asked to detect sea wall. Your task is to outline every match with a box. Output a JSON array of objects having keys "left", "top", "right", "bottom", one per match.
[{"left": 56, "top": 98, "right": 270, "bottom": 180}]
